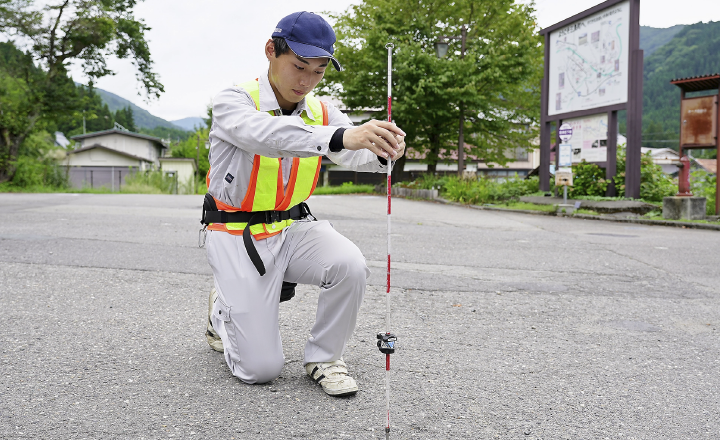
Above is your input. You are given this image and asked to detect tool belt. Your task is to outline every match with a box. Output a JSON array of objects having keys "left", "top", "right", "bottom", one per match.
[{"left": 200, "top": 193, "right": 314, "bottom": 278}]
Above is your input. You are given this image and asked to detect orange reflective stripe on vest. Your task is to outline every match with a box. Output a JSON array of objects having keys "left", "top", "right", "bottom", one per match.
[{"left": 209, "top": 79, "right": 326, "bottom": 238}]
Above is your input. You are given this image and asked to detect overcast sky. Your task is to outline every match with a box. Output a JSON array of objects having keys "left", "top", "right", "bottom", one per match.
[{"left": 68, "top": 0, "right": 720, "bottom": 122}]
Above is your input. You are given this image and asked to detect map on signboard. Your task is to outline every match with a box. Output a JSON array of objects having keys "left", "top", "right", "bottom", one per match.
[{"left": 548, "top": 1, "right": 630, "bottom": 116}]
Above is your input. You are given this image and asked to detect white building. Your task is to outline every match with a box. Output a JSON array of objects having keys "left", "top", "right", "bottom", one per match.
[
  {"left": 63, "top": 129, "right": 168, "bottom": 190},
  {"left": 159, "top": 157, "right": 198, "bottom": 194},
  {"left": 641, "top": 147, "right": 681, "bottom": 174}
]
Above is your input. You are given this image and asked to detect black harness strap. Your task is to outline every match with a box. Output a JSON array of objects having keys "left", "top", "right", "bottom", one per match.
[{"left": 201, "top": 194, "right": 313, "bottom": 276}]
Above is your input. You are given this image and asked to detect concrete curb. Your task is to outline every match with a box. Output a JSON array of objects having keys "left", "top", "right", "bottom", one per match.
[
  {"left": 431, "top": 198, "right": 720, "bottom": 231},
  {"left": 391, "top": 187, "right": 438, "bottom": 200}
]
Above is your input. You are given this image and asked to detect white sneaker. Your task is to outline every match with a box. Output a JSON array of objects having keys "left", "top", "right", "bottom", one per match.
[
  {"left": 205, "top": 288, "right": 224, "bottom": 353},
  {"left": 305, "top": 359, "right": 358, "bottom": 397}
]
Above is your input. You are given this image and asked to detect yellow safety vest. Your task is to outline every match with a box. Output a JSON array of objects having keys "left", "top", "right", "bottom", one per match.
[{"left": 207, "top": 79, "right": 326, "bottom": 239}]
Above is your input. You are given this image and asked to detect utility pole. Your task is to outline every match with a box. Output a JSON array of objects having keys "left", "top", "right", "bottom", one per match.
[
  {"left": 458, "top": 24, "right": 467, "bottom": 177},
  {"left": 83, "top": 110, "right": 86, "bottom": 134}
]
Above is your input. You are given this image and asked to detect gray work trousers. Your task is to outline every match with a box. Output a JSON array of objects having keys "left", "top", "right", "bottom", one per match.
[{"left": 206, "top": 219, "right": 369, "bottom": 384}]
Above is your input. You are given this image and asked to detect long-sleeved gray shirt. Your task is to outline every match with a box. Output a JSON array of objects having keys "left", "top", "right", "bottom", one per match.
[{"left": 207, "top": 72, "right": 387, "bottom": 207}]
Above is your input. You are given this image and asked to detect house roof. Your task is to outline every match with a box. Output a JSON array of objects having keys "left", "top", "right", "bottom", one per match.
[
  {"left": 693, "top": 158, "right": 717, "bottom": 174},
  {"left": 71, "top": 129, "right": 168, "bottom": 148},
  {"left": 670, "top": 74, "right": 720, "bottom": 93},
  {"left": 67, "top": 144, "right": 153, "bottom": 163},
  {"left": 641, "top": 147, "right": 680, "bottom": 160}
]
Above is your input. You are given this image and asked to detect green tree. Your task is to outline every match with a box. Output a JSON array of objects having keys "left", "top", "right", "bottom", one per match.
[
  {"left": 114, "top": 105, "right": 136, "bottom": 132},
  {"left": 171, "top": 127, "right": 210, "bottom": 182},
  {"left": 55, "top": 83, "right": 116, "bottom": 136},
  {"left": 0, "top": 0, "right": 164, "bottom": 182},
  {"left": 322, "top": 0, "right": 542, "bottom": 178},
  {"left": 0, "top": 40, "right": 79, "bottom": 174}
]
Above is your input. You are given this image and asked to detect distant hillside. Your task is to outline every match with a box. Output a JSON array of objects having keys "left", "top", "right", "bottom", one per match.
[
  {"left": 93, "top": 88, "right": 184, "bottom": 131},
  {"left": 171, "top": 117, "right": 206, "bottom": 131},
  {"left": 641, "top": 21, "right": 720, "bottom": 149},
  {"left": 640, "top": 25, "right": 685, "bottom": 57}
]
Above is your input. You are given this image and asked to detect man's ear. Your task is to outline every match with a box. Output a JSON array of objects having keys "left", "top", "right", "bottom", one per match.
[{"left": 265, "top": 39, "right": 275, "bottom": 61}]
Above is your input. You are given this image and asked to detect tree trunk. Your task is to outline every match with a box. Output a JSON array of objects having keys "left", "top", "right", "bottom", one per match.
[
  {"left": 0, "top": 111, "right": 41, "bottom": 183},
  {"left": 426, "top": 133, "right": 440, "bottom": 174},
  {"left": 0, "top": 128, "right": 13, "bottom": 183}
]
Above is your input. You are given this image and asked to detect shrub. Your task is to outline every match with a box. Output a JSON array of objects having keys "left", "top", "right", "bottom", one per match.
[
  {"left": 439, "top": 175, "right": 539, "bottom": 205},
  {"left": 9, "top": 131, "right": 70, "bottom": 190},
  {"left": 11, "top": 155, "right": 69, "bottom": 189},
  {"left": 122, "top": 170, "right": 177, "bottom": 194},
  {"left": 613, "top": 144, "right": 675, "bottom": 202},
  {"left": 691, "top": 170, "right": 717, "bottom": 215},
  {"left": 396, "top": 173, "right": 449, "bottom": 191},
  {"left": 558, "top": 160, "right": 608, "bottom": 197}
]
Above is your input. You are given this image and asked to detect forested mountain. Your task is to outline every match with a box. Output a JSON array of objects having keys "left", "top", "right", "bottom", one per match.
[
  {"left": 171, "top": 117, "right": 206, "bottom": 131},
  {"left": 93, "top": 87, "right": 182, "bottom": 131},
  {"left": 640, "top": 25, "right": 685, "bottom": 57},
  {"left": 640, "top": 21, "right": 720, "bottom": 151}
]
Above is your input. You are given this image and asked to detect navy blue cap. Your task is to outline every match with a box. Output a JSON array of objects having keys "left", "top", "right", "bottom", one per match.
[{"left": 272, "top": 12, "right": 342, "bottom": 72}]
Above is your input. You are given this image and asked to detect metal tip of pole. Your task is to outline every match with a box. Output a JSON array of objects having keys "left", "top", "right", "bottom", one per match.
[{"left": 385, "top": 43, "right": 394, "bottom": 49}]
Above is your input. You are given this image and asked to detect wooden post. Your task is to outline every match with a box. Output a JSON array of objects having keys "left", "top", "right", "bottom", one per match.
[
  {"left": 539, "top": 33, "right": 551, "bottom": 192},
  {"left": 606, "top": 111, "right": 618, "bottom": 197},
  {"left": 624, "top": 0, "right": 643, "bottom": 199}
]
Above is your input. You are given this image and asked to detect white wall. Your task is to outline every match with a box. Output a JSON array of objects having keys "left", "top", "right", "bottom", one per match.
[
  {"left": 160, "top": 159, "right": 197, "bottom": 194},
  {"left": 80, "top": 134, "right": 162, "bottom": 167},
  {"left": 65, "top": 148, "right": 142, "bottom": 168}
]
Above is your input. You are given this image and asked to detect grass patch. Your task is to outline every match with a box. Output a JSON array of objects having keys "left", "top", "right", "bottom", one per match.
[
  {"left": 575, "top": 208, "right": 600, "bottom": 215},
  {"left": 642, "top": 212, "right": 720, "bottom": 225},
  {"left": 572, "top": 195, "right": 633, "bottom": 201},
  {"left": 312, "top": 183, "right": 375, "bottom": 195},
  {"left": 483, "top": 201, "right": 557, "bottom": 213}
]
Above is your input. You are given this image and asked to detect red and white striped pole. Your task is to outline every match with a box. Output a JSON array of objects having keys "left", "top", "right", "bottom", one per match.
[{"left": 384, "top": 42, "right": 394, "bottom": 440}]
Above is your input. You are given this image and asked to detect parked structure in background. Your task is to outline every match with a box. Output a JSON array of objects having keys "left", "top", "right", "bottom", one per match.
[
  {"left": 693, "top": 158, "right": 717, "bottom": 175},
  {"left": 62, "top": 129, "right": 167, "bottom": 190},
  {"left": 158, "top": 157, "right": 196, "bottom": 194},
  {"left": 641, "top": 147, "right": 681, "bottom": 174},
  {"left": 670, "top": 73, "right": 720, "bottom": 215}
]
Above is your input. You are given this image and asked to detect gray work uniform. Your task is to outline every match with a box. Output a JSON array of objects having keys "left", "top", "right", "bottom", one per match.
[{"left": 206, "top": 72, "right": 387, "bottom": 384}]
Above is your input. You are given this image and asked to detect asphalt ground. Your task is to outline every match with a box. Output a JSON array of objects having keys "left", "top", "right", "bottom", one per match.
[{"left": 1, "top": 193, "right": 719, "bottom": 439}]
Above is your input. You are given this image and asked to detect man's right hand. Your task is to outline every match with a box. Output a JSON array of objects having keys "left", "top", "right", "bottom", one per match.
[{"left": 342, "top": 120, "right": 406, "bottom": 159}]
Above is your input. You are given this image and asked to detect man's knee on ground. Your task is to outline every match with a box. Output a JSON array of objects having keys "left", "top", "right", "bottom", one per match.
[{"left": 228, "top": 353, "right": 284, "bottom": 384}]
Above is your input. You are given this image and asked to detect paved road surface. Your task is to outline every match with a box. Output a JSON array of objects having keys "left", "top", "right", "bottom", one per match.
[{"left": 1, "top": 193, "right": 719, "bottom": 439}]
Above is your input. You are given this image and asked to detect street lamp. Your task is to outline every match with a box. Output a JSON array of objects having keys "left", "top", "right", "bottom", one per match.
[
  {"left": 435, "top": 24, "right": 468, "bottom": 176},
  {"left": 434, "top": 38, "right": 449, "bottom": 59}
]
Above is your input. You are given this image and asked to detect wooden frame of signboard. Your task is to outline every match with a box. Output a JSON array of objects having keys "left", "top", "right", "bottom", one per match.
[{"left": 539, "top": 0, "right": 643, "bottom": 198}]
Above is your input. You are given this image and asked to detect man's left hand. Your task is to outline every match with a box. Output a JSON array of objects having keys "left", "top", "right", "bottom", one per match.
[{"left": 388, "top": 134, "right": 405, "bottom": 160}]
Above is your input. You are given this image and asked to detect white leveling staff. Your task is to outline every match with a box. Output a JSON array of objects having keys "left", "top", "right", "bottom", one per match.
[{"left": 377, "top": 42, "right": 398, "bottom": 440}]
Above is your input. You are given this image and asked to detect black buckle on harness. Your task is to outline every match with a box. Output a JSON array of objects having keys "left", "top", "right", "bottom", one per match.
[{"left": 265, "top": 210, "right": 281, "bottom": 224}]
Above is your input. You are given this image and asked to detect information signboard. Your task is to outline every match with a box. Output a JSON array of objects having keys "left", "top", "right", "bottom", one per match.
[
  {"left": 562, "top": 113, "right": 609, "bottom": 163},
  {"left": 540, "top": 0, "right": 642, "bottom": 197},
  {"left": 548, "top": 1, "right": 630, "bottom": 116}
]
